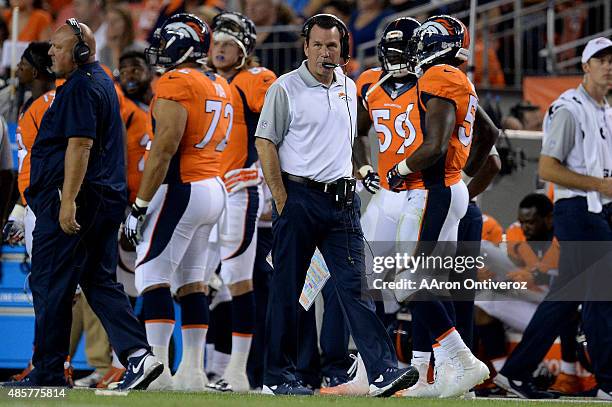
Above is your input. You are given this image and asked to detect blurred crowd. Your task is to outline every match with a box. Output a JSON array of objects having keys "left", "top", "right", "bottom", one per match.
[{"left": 0, "top": 0, "right": 607, "bottom": 86}]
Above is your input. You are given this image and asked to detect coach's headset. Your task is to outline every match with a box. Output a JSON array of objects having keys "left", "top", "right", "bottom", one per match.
[
  {"left": 301, "top": 14, "right": 350, "bottom": 64},
  {"left": 66, "top": 18, "right": 91, "bottom": 64}
]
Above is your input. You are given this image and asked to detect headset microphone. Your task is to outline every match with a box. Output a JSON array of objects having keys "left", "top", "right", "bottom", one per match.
[{"left": 322, "top": 60, "right": 350, "bottom": 69}]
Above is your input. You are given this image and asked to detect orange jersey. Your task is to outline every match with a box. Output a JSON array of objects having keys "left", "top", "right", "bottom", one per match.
[
  {"left": 415, "top": 64, "right": 478, "bottom": 188},
  {"left": 16, "top": 91, "right": 55, "bottom": 203},
  {"left": 219, "top": 67, "right": 276, "bottom": 176},
  {"left": 123, "top": 97, "right": 152, "bottom": 203},
  {"left": 506, "top": 222, "right": 559, "bottom": 274},
  {"left": 152, "top": 68, "right": 233, "bottom": 184},
  {"left": 481, "top": 213, "right": 503, "bottom": 245},
  {"left": 356, "top": 68, "right": 423, "bottom": 190}
]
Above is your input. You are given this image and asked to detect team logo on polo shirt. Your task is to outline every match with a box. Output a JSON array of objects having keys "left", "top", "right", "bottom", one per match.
[
  {"left": 260, "top": 120, "right": 269, "bottom": 129},
  {"left": 338, "top": 92, "right": 352, "bottom": 102}
]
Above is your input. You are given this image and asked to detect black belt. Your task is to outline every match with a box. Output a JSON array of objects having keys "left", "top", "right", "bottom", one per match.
[
  {"left": 283, "top": 173, "right": 357, "bottom": 208},
  {"left": 283, "top": 173, "right": 337, "bottom": 193}
]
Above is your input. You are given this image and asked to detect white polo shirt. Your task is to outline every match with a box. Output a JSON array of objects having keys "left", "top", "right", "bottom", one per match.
[{"left": 255, "top": 61, "right": 357, "bottom": 183}]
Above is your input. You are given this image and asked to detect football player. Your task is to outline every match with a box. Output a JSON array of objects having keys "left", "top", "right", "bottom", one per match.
[
  {"left": 3, "top": 43, "right": 55, "bottom": 254},
  {"left": 386, "top": 15, "right": 496, "bottom": 398},
  {"left": 2, "top": 41, "right": 55, "bottom": 383},
  {"left": 206, "top": 12, "right": 276, "bottom": 392},
  {"left": 321, "top": 17, "right": 422, "bottom": 397},
  {"left": 123, "top": 13, "right": 232, "bottom": 391}
]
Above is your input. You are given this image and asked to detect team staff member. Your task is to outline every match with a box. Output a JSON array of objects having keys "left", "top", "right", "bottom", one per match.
[
  {"left": 495, "top": 37, "right": 612, "bottom": 400},
  {"left": 255, "top": 13, "right": 418, "bottom": 397},
  {"left": 124, "top": 13, "right": 230, "bottom": 392},
  {"left": 323, "top": 17, "right": 422, "bottom": 397},
  {"left": 208, "top": 12, "right": 274, "bottom": 392},
  {"left": 6, "top": 19, "right": 162, "bottom": 389}
]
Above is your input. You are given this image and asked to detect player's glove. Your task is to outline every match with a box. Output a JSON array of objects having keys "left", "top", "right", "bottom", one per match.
[
  {"left": 123, "top": 199, "right": 148, "bottom": 247},
  {"left": 2, "top": 204, "right": 26, "bottom": 246},
  {"left": 386, "top": 164, "right": 406, "bottom": 192},
  {"left": 359, "top": 165, "right": 380, "bottom": 194}
]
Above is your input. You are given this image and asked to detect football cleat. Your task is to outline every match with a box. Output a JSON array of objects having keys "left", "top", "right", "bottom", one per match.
[
  {"left": 74, "top": 370, "right": 102, "bottom": 388},
  {"left": 440, "top": 350, "right": 489, "bottom": 398},
  {"left": 320, "top": 353, "right": 369, "bottom": 396},
  {"left": 172, "top": 367, "right": 209, "bottom": 392},
  {"left": 96, "top": 367, "right": 126, "bottom": 389}
]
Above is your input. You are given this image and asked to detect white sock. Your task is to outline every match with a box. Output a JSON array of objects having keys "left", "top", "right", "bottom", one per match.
[
  {"left": 491, "top": 357, "right": 506, "bottom": 372},
  {"left": 178, "top": 327, "right": 207, "bottom": 371},
  {"left": 433, "top": 344, "right": 450, "bottom": 367},
  {"left": 128, "top": 348, "right": 147, "bottom": 359},
  {"left": 560, "top": 361, "right": 577, "bottom": 375},
  {"left": 111, "top": 350, "right": 124, "bottom": 369},
  {"left": 146, "top": 321, "right": 174, "bottom": 368},
  {"left": 225, "top": 334, "right": 252, "bottom": 375},
  {"left": 411, "top": 351, "right": 431, "bottom": 366},
  {"left": 211, "top": 350, "right": 231, "bottom": 377},
  {"left": 438, "top": 328, "right": 469, "bottom": 358},
  {"left": 205, "top": 344, "right": 214, "bottom": 371}
]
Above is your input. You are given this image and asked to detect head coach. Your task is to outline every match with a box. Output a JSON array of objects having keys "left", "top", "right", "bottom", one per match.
[
  {"left": 8, "top": 19, "right": 162, "bottom": 389},
  {"left": 254, "top": 14, "right": 418, "bottom": 396}
]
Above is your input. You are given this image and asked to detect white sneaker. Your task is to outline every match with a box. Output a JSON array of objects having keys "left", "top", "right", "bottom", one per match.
[
  {"left": 396, "top": 360, "right": 455, "bottom": 398},
  {"left": 74, "top": 371, "right": 103, "bottom": 388},
  {"left": 146, "top": 366, "right": 174, "bottom": 391},
  {"left": 597, "top": 389, "right": 612, "bottom": 400},
  {"left": 221, "top": 369, "right": 250, "bottom": 392},
  {"left": 172, "top": 368, "right": 209, "bottom": 392},
  {"left": 319, "top": 353, "right": 369, "bottom": 396},
  {"left": 440, "top": 350, "right": 489, "bottom": 398}
]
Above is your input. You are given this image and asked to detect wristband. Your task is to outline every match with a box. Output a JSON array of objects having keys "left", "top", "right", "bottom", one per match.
[
  {"left": 135, "top": 197, "right": 150, "bottom": 208},
  {"left": 9, "top": 204, "right": 25, "bottom": 220},
  {"left": 358, "top": 165, "right": 374, "bottom": 178},
  {"left": 397, "top": 160, "right": 413, "bottom": 176}
]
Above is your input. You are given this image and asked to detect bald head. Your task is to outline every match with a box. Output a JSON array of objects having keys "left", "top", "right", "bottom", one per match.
[
  {"left": 56, "top": 22, "right": 97, "bottom": 57},
  {"left": 50, "top": 22, "right": 96, "bottom": 77}
]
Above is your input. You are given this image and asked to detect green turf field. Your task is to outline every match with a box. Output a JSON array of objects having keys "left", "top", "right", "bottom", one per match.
[{"left": 0, "top": 389, "right": 608, "bottom": 407}]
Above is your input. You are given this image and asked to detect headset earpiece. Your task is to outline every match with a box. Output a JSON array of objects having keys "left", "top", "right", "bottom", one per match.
[
  {"left": 66, "top": 18, "right": 91, "bottom": 65},
  {"left": 302, "top": 14, "right": 350, "bottom": 62}
]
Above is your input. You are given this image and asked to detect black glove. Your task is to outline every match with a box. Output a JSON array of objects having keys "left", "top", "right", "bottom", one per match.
[
  {"left": 362, "top": 169, "right": 381, "bottom": 194},
  {"left": 387, "top": 164, "right": 407, "bottom": 192}
]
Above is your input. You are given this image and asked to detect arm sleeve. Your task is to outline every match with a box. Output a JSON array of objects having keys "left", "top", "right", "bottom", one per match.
[
  {"left": 255, "top": 83, "right": 290, "bottom": 145},
  {"left": 541, "top": 108, "right": 575, "bottom": 162},
  {"left": 57, "top": 82, "right": 98, "bottom": 139}
]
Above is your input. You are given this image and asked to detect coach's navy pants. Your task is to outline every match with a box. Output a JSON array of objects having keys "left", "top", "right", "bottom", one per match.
[
  {"left": 298, "top": 279, "right": 352, "bottom": 387},
  {"left": 28, "top": 186, "right": 149, "bottom": 385},
  {"left": 501, "top": 197, "right": 612, "bottom": 389},
  {"left": 264, "top": 179, "right": 397, "bottom": 385}
]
